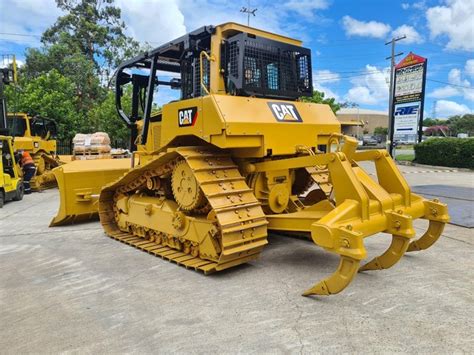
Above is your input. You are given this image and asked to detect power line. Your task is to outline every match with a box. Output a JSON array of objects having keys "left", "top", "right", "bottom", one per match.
[
  {"left": 0, "top": 32, "right": 41, "bottom": 38},
  {"left": 315, "top": 70, "right": 389, "bottom": 82},
  {"left": 427, "top": 79, "right": 473, "bottom": 89}
]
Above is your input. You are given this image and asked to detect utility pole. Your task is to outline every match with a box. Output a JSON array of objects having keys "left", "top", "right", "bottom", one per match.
[
  {"left": 240, "top": 0, "right": 257, "bottom": 26},
  {"left": 431, "top": 100, "right": 437, "bottom": 120},
  {"left": 385, "top": 35, "right": 406, "bottom": 157}
]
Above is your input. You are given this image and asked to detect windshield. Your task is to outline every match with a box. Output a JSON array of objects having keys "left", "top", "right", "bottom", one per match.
[
  {"left": 6, "top": 116, "right": 27, "bottom": 137},
  {"left": 31, "top": 117, "right": 57, "bottom": 139},
  {"left": 224, "top": 33, "right": 312, "bottom": 100}
]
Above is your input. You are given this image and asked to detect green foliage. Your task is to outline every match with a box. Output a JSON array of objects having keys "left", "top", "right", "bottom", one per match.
[
  {"left": 395, "top": 153, "right": 415, "bottom": 162},
  {"left": 446, "top": 114, "right": 474, "bottom": 136},
  {"left": 301, "top": 90, "right": 341, "bottom": 114},
  {"left": 41, "top": 0, "right": 140, "bottom": 73},
  {"left": 89, "top": 90, "right": 130, "bottom": 143},
  {"left": 374, "top": 126, "right": 388, "bottom": 135},
  {"left": 10, "top": 0, "right": 146, "bottom": 144},
  {"left": 423, "top": 118, "right": 446, "bottom": 127},
  {"left": 414, "top": 138, "right": 474, "bottom": 169},
  {"left": 6, "top": 70, "right": 81, "bottom": 140}
]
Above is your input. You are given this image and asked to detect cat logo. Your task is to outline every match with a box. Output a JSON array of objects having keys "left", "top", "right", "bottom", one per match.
[
  {"left": 178, "top": 107, "right": 198, "bottom": 127},
  {"left": 267, "top": 102, "right": 302, "bottom": 122}
]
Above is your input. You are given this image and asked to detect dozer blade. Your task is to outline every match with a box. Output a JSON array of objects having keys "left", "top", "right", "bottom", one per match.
[
  {"left": 31, "top": 170, "right": 58, "bottom": 191},
  {"left": 50, "top": 159, "right": 130, "bottom": 226},
  {"left": 31, "top": 153, "right": 64, "bottom": 191}
]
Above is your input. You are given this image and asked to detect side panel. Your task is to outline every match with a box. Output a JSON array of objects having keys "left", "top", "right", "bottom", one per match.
[
  {"left": 158, "top": 94, "right": 341, "bottom": 157},
  {"left": 13, "top": 137, "right": 57, "bottom": 154},
  {"left": 209, "top": 95, "right": 341, "bottom": 156},
  {"left": 160, "top": 97, "right": 206, "bottom": 148}
]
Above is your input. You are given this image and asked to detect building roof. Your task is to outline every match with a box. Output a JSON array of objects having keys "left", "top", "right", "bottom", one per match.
[
  {"left": 339, "top": 120, "right": 364, "bottom": 126},
  {"left": 337, "top": 108, "right": 388, "bottom": 116}
]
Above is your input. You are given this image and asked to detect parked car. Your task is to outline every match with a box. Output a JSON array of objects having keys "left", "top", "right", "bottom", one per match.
[{"left": 362, "top": 135, "right": 378, "bottom": 146}]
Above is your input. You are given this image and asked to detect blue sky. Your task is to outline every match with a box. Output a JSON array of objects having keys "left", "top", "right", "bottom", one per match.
[{"left": 1, "top": 0, "right": 473, "bottom": 118}]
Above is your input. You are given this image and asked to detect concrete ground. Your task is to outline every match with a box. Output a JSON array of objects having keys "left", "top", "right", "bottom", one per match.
[{"left": 0, "top": 163, "right": 473, "bottom": 353}]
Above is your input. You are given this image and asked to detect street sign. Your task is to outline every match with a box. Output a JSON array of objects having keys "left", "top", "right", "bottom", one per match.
[{"left": 390, "top": 52, "right": 427, "bottom": 145}]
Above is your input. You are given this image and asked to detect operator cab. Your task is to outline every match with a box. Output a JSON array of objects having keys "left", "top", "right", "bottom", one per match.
[
  {"left": 7, "top": 113, "right": 57, "bottom": 140},
  {"left": 0, "top": 137, "right": 15, "bottom": 177},
  {"left": 115, "top": 23, "right": 312, "bottom": 148}
]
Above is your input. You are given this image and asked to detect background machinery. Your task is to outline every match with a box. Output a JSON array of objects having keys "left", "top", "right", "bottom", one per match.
[
  {"left": 51, "top": 23, "right": 449, "bottom": 296},
  {"left": 1, "top": 55, "right": 61, "bottom": 191},
  {"left": 0, "top": 135, "right": 23, "bottom": 207},
  {"left": 7, "top": 113, "right": 61, "bottom": 190}
]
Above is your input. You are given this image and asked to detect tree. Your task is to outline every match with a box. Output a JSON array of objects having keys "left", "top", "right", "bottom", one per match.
[
  {"left": 14, "top": 0, "right": 146, "bottom": 142},
  {"left": 89, "top": 90, "right": 130, "bottom": 144},
  {"left": 447, "top": 114, "right": 474, "bottom": 136},
  {"left": 374, "top": 126, "right": 388, "bottom": 135},
  {"left": 339, "top": 101, "right": 358, "bottom": 108},
  {"left": 423, "top": 118, "right": 446, "bottom": 127},
  {"left": 41, "top": 0, "right": 141, "bottom": 78},
  {"left": 301, "top": 90, "right": 341, "bottom": 114},
  {"left": 5, "top": 70, "right": 81, "bottom": 140}
]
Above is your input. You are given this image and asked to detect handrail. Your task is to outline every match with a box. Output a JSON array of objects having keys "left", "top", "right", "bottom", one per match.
[{"left": 199, "top": 51, "right": 215, "bottom": 95}]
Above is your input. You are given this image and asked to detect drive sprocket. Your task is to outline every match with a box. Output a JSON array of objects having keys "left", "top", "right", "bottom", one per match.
[{"left": 171, "top": 159, "right": 207, "bottom": 212}]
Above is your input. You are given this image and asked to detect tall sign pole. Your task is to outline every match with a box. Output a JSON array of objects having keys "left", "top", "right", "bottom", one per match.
[
  {"left": 390, "top": 52, "right": 428, "bottom": 151},
  {"left": 385, "top": 36, "right": 405, "bottom": 156}
]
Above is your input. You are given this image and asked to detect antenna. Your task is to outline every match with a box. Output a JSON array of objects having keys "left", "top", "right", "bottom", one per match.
[{"left": 240, "top": 0, "right": 257, "bottom": 26}]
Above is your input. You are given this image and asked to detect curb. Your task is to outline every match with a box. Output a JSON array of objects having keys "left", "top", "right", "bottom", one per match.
[{"left": 396, "top": 160, "right": 473, "bottom": 172}]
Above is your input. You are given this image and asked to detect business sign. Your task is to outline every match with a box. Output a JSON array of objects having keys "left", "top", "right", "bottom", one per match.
[
  {"left": 394, "top": 101, "right": 420, "bottom": 135},
  {"left": 390, "top": 52, "right": 427, "bottom": 144}
]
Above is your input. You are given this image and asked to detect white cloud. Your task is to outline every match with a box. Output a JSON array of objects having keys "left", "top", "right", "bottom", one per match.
[
  {"left": 346, "top": 86, "right": 377, "bottom": 105},
  {"left": 448, "top": 68, "right": 470, "bottom": 86},
  {"left": 283, "top": 0, "right": 330, "bottom": 18},
  {"left": 413, "top": 1, "right": 427, "bottom": 10},
  {"left": 392, "top": 25, "right": 424, "bottom": 44},
  {"left": 345, "top": 65, "right": 390, "bottom": 105},
  {"left": 463, "top": 89, "right": 474, "bottom": 102},
  {"left": 436, "top": 100, "right": 471, "bottom": 117},
  {"left": 174, "top": 0, "right": 285, "bottom": 40},
  {"left": 465, "top": 59, "right": 474, "bottom": 78},
  {"left": 342, "top": 16, "right": 391, "bottom": 39},
  {"left": 116, "top": 0, "right": 186, "bottom": 44},
  {"left": 0, "top": 0, "right": 62, "bottom": 46},
  {"left": 426, "top": 0, "right": 474, "bottom": 51},
  {"left": 314, "top": 83, "right": 339, "bottom": 101},
  {"left": 313, "top": 70, "right": 340, "bottom": 84},
  {"left": 401, "top": 3, "right": 410, "bottom": 10},
  {"left": 312, "top": 70, "right": 340, "bottom": 100},
  {"left": 428, "top": 65, "right": 474, "bottom": 102},
  {"left": 428, "top": 85, "right": 460, "bottom": 99}
]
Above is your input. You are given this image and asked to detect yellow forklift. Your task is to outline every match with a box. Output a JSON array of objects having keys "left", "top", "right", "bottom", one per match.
[
  {"left": 0, "top": 60, "right": 23, "bottom": 206},
  {"left": 0, "top": 135, "right": 23, "bottom": 207}
]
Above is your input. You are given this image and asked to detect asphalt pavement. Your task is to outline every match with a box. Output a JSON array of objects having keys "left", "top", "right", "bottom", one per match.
[{"left": 0, "top": 162, "right": 472, "bottom": 353}]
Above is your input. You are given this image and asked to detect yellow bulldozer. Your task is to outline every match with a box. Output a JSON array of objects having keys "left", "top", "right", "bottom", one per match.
[
  {"left": 7, "top": 113, "right": 61, "bottom": 190},
  {"left": 51, "top": 23, "right": 449, "bottom": 296}
]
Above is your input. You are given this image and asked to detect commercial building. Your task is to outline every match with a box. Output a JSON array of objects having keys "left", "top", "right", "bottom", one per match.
[{"left": 337, "top": 108, "right": 388, "bottom": 137}]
